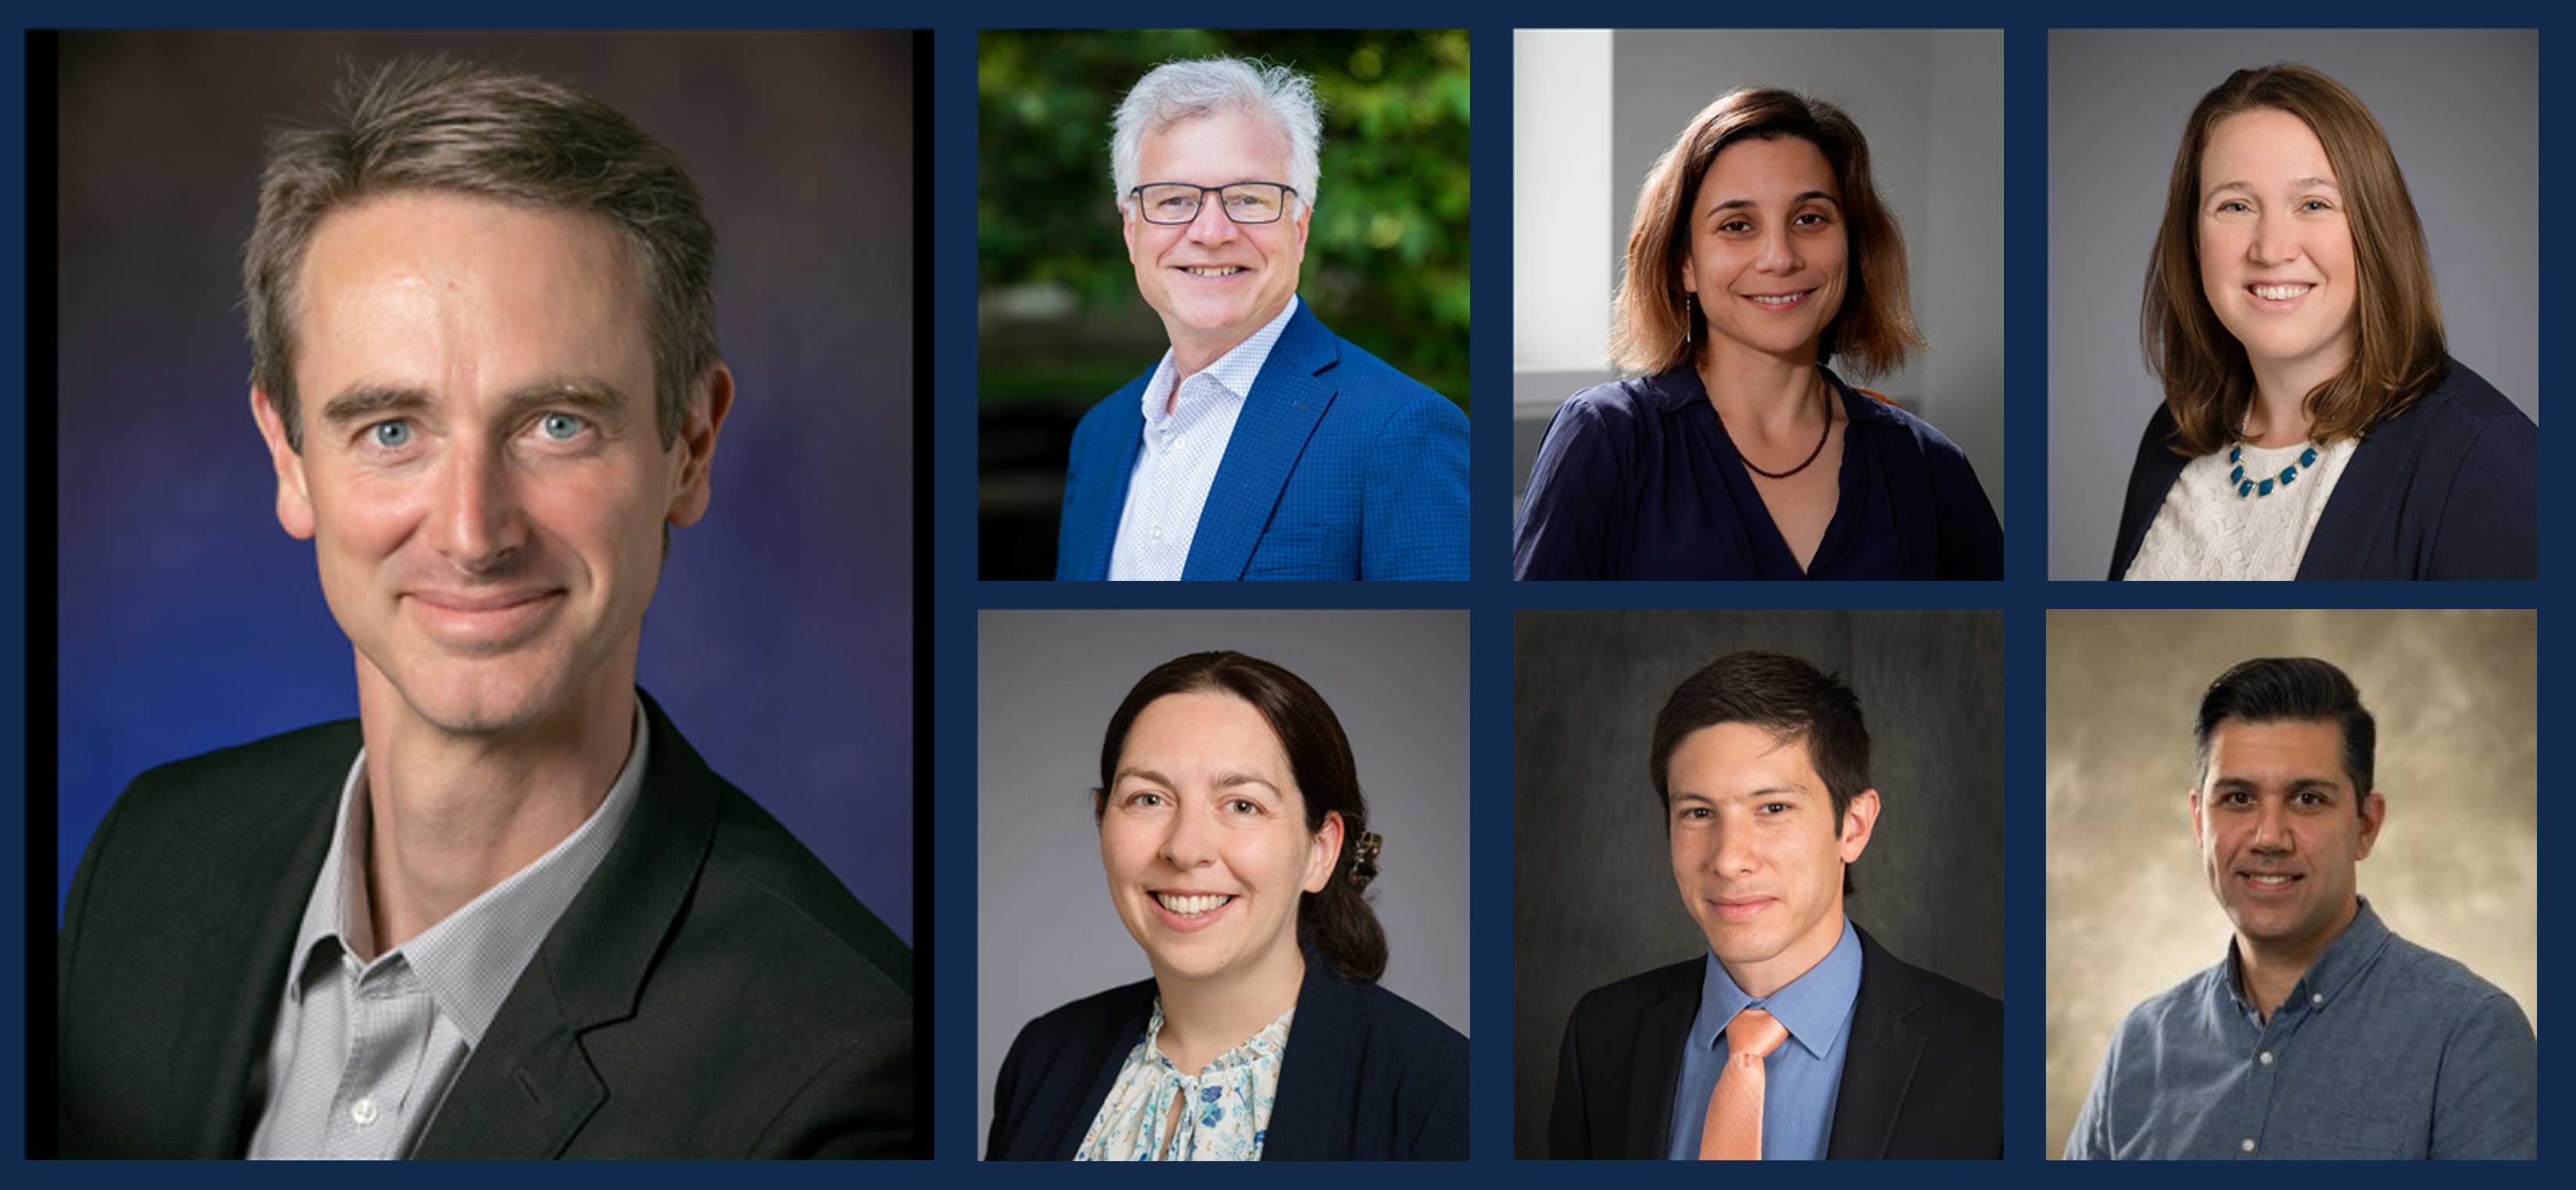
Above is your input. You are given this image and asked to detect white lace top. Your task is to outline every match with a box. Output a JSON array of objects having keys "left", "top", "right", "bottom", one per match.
[
  {"left": 2125, "top": 436, "right": 2357, "bottom": 580},
  {"left": 1074, "top": 999, "right": 1293, "bottom": 1161}
]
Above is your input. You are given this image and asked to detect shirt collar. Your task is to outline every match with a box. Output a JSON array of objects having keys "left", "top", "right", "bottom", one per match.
[
  {"left": 1137, "top": 295, "right": 1301, "bottom": 427},
  {"left": 1696, "top": 916, "right": 1864, "bottom": 1060},
  {"left": 2218, "top": 895, "right": 2394, "bottom": 1016},
  {"left": 1144, "top": 996, "right": 1296, "bottom": 1077},
  {"left": 283, "top": 697, "right": 653, "bottom": 1046}
]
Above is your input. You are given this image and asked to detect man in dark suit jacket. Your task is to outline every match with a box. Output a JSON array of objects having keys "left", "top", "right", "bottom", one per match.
[
  {"left": 1053, "top": 56, "right": 1467, "bottom": 582},
  {"left": 1547, "top": 651, "right": 2002, "bottom": 1160},
  {"left": 55, "top": 57, "right": 910, "bottom": 1158}
]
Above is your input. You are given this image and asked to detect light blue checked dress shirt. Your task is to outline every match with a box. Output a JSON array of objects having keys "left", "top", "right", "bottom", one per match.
[
  {"left": 1108, "top": 297, "right": 1300, "bottom": 581},
  {"left": 245, "top": 701, "right": 649, "bottom": 1159}
]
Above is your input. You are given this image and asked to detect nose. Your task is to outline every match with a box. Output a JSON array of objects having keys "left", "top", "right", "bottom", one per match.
[
  {"left": 2249, "top": 800, "right": 2292, "bottom": 852},
  {"left": 1184, "top": 190, "right": 1240, "bottom": 244},
  {"left": 1754, "top": 222, "right": 1802, "bottom": 276},
  {"left": 428, "top": 436, "right": 525, "bottom": 572},
  {"left": 1710, "top": 816, "right": 1759, "bottom": 877},
  {"left": 2248, "top": 210, "right": 2300, "bottom": 267},
  {"left": 1161, "top": 800, "right": 1219, "bottom": 869}
]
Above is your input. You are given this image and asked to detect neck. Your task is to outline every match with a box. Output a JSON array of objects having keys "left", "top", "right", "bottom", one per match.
[
  {"left": 1152, "top": 942, "right": 1307, "bottom": 1074},
  {"left": 2242, "top": 354, "right": 2346, "bottom": 447},
  {"left": 1721, "top": 909, "right": 1845, "bottom": 1000},
  {"left": 353, "top": 655, "right": 638, "bottom": 954},
  {"left": 1163, "top": 301, "right": 1288, "bottom": 401},
  {"left": 2233, "top": 896, "right": 2358, "bottom": 1021},
  {"left": 1695, "top": 341, "right": 1828, "bottom": 443}
]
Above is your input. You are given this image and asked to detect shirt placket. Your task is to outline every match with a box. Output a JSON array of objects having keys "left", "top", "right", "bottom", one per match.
[
  {"left": 324, "top": 956, "right": 436, "bottom": 1159},
  {"left": 2230, "top": 987, "right": 2317, "bottom": 1158}
]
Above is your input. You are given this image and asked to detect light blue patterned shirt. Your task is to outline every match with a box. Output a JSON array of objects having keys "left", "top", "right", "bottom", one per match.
[
  {"left": 1665, "top": 917, "right": 1862, "bottom": 1160},
  {"left": 1076, "top": 999, "right": 1292, "bottom": 1160},
  {"left": 2065, "top": 898, "right": 2537, "bottom": 1159},
  {"left": 1107, "top": 296, "right": 1301, "bottom": 581}
]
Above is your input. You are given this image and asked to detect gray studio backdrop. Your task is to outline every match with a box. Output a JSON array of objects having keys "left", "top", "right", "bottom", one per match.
[
  {"left": 1513, "top": 610, "right": 2004, "bottom": 1159},
  {"left": 1513, "top": 30, "right": 2005, "bottom": 526},
  {"left": 2044, "top": 609, "right": 2538, "bottom": 1157},
  {"left": 2045, "top": 30, "right": 2538, "bottom": 579},
  {"left": 977, "top": 610, "right": 1471, "bottom": 1150}
]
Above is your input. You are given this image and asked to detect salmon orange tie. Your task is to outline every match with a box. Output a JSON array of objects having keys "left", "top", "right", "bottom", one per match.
[{"left": 1698, "top": 1007, "right": 1788, "bottom": 1160}]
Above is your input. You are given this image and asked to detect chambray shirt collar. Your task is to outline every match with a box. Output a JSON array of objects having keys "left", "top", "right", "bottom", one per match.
[
  {"left": 2215, "top": 896, "right": 2393, "bottom": 1021},
  {"left": 1137, "top": 295, "right": 1300, "bottom": 426},
  {"left": 1696, "top": 914, "right": 1863, "bottom": 1061},
  {"left": 283, "top": 699, "right": 651, "bottom": 1046}
]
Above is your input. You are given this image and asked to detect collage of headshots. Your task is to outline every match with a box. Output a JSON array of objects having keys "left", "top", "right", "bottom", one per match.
[{"left": 21, "top": 18, "right": 2541, "bottom": 1165}]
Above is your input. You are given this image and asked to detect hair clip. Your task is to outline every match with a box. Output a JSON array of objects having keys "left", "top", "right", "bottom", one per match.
[{"left": 1349, "top": 830, "right": 1383, "bottom": 891}]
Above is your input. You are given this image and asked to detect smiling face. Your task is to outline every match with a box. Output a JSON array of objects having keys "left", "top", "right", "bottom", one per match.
[
  {"left": 1123, "top": 109, "right": 1312, "bottom": 376},
  {"left": 1667, "top": 721, "right": 1875, "bottom": 998},
  {"left": 251, "top": 191, "right": 726, "bottom": 742},
  {"left": 1099, "top": 691, "right": 1341, "bottom": 991},
  {"left": 2196, "top": 108, "right": 2361, "bottom": 390},
  {"left": 2193, "top": 718, "right": 2384, "bottom": 965},
  {"left": 1679, "top": 135, "right": 1850, "bottom": 368}
]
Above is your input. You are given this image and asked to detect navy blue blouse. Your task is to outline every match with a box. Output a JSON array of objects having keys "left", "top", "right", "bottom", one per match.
[{"left": 1512, "top": 368, "right": 2005, "bottom": 580}]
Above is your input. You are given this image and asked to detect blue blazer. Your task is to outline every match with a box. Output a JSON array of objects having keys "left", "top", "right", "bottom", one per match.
[
  {"left": 2109, "top": 357, "right": 2537, "bottom": 579},
  {"left": 1055, "top": 304, "right": 1469, "bottom": 580},
  {"left": 1547, "top": 926, "right": 2001, "bottom": 1160},
  {"left": 986, "top": 957, "right": 1468, "bottom": 1160}
]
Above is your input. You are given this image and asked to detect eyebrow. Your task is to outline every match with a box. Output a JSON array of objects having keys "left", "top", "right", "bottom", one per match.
[
  {"left": 316, "top": 376, "right": 638, "bottom": 428},
  {"left": 1112, "top": 767, "right": 1281, "bottom": 793},
  {"left": 2211, "top": 775, "right": 2343, "bottom": 793},
  {"left": 1710, "top": 191, "right": 1839, "bottom": 218},
  {"left": 2203, "top": 176, "right": 2341, "bottom": 201}
]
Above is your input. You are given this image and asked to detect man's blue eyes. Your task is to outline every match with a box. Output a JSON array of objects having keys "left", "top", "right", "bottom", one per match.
[
  {"left": 370, "top": 421, "right": 411, "bottom": 448},
  {"left": 540, "top": 412, "right": 584, "bottom": 440}
]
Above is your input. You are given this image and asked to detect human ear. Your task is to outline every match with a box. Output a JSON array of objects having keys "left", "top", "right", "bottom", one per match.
[
  {"left": 666, "top": 364, "right": 735, "bottom": 528},
  {"left": 1303, "top": 810, "right": 1346, "bottom": 894},
  {"left": 250, "top": 387, "right": 315, "bottom": 541}
]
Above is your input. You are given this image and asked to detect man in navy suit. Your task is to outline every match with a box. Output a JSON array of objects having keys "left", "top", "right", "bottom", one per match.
[
  {"left": 1055, "top": 56, "right": 1468, "bottom": 581},
  {"left": 1548, "top": 652, "right": 2002, "bottom": 1160}
]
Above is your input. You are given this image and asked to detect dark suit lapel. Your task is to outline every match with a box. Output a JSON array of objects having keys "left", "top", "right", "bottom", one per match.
[
  {"left": 173, "top": 762, "right": 339, "bottom": 1156},
  {"left": 1262, "top": 957, "right": 1360, "bottom": 1160},
  {"left": 1826, "top": 929, "right": 1927, "bottom": 1160},
  {"left": 1182, "top": 305, "right": 1339, "bottom": 580},
  {"left": 1039, "top": 988, "right": 1155, "bottom": 1160},
  {"left": 1627, "top": 963, "right": 1701, "bottom": 1159},
  {"left": 413, "top": 691, "right": 717, "bottom": 1158},
  {"left": 1069, "top": 373, "right": 1153, "bottom": 580}
]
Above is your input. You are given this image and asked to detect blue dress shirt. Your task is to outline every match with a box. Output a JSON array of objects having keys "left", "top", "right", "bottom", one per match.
[
  {"left": 2065, "top": 899, "right": 2536, "bottom": 1159},
  {"left": 1665, "top": 917, "right": 1863, "bottom": 1160}
]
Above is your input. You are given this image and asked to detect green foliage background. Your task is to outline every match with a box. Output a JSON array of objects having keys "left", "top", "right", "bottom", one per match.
[{"left": 978, "top": 29, "right": 1471, "bottom": 412}]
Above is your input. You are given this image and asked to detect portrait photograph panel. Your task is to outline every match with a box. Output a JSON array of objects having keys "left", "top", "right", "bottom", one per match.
[
  {"left": 1514, "top": 610, "right": 2003, "bottom": 1158},
  {"left": 2047, "top": 29, "right": 2537, "bottom": 580},
  {"left": 977, "top": 609, "right": 1469, "bottom": 1159},
  {"left": 1511, "top": 30, "right": 2005, "bottom": 580},
  {"left": 2047, "top": 608, "right": 2537, "bottom": 1158}
]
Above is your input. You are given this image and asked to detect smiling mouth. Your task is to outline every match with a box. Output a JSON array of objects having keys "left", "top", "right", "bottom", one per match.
[
  {"left": 2250, "top": 283, "right": 2314, "bottom": 301},
  {"left": 1154, "top": 892, "right": 1236, "bottom": 917},
  {"left": 1743, "top": 290, "right": 1813, "bottom": 310},
  {"left": 1182, "top": 265, "right": 1247, "bottom": 277},
  {"left": 1710, "top": 896, "right": 1777, "bottom": 921},
  {"left": 2240, "top": 872, "right": 2303, "bottom": 892}
]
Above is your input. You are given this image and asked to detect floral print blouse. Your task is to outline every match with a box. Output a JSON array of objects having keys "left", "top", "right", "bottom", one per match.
[{"left": 1075, "top": 999, "right": 1293, "bottom": 1161}]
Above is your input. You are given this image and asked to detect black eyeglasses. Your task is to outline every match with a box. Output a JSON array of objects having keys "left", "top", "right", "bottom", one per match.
[{"left": 1129, "top": 182, "right": 1298, "bottom": 225}]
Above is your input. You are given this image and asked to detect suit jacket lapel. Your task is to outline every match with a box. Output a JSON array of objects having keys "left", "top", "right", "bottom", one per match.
[
  {"left": 1628, "top": 964, "right": 1701, "bottom": 1159},
  {"left": 1262, "top": 957, "right": 1361, "bottom": 1159},
  {"left": 1182, "top": 305, "right": 1339, "bottom": 580},
  {"left": 175, "top": 763, "right": 339, "bottom": 1156},
  {"left": 413, "top": 691, "right": 719, "bottom": 1158},
  {"left": 1826, "top": 928, "right": 1927, "bottom": 1160},
  {"left": 1069, "top": 373, "right": 1153, "bottom": 580}
]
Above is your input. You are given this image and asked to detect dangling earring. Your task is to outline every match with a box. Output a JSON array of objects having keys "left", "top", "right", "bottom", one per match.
[{"left": 1684, "top": 292, "right": 1694, "bottom": 344}]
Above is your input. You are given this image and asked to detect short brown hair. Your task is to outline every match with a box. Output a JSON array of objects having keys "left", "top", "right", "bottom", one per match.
[
  {"left": 1650, "top": 650, "right": 1870, "bottom": 895},
  {"left": 2142, "top": 63, "right": 2449, "bottom": 456},
  {"left": 1607, "top": 87, "right": 1923, "bottom": 379},
  {"left": 245, "top": 55, "right": 719, "bottom": 451}
]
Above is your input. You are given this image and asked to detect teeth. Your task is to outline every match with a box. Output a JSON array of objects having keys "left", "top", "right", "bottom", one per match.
[
  {"left": 1749, "top": 294, "right": 1802, "bottom": 307},
  {"left": 1184, "top": 266, "right": 1244, "bottom": 277},
  {"left": 2252, "top": 284, "right": 2311, "bottom": 301},
  {"left": 2245, "top": 875, "right": 2297, "bottom": 888},
  {"left": 1156, "top": 892, "right": 1233, "bottom": 915}
]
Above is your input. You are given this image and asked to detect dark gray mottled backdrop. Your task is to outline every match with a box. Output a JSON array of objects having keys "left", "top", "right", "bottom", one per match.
[
  {"left": 55, "top": 31, "right": 916, "bottom": 937},
  {"left": 1512, "top": 610, "right": 2004, "bottom": 1158}
]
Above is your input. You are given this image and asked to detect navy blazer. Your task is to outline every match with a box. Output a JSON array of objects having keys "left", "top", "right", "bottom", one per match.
[
  {"left": 987, "top": 957, "right": 1468, "bottom": 1160},
  {"left": 1547, "top": 925, "right": 2001, "bottom": 1160},
  {"left": 58, "top": 691, "right": 914, "bottom": 1158},
  {"left": 1055, "top": 303, "right": 1469, "bottom": 580},
  {"left": 2109, "top": 357, "right": 2537, "bottom": 579}
]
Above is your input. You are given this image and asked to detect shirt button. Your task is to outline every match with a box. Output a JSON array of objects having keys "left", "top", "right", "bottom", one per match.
[
  {"left": 341, "top": 953, "right": 361, "bottom": 976},
  {"left": 2258, "top": 1050, "right": 2273, "bottom": 1065},
  {"left": 351, "top": 1097, "right": 379, "bottom": 1126},
  {"left": 1150, "top": 526, "right": 1163, "bottom": 540},
  {"left": 2240, "top": 1138, "right": 2256, "bottom": 1153},
  {"left": 2311, "top": 993, "right": 2325, "bottom": 1007},
  {"left": 1172, "top": 436, "right": 1187, "bottom": 451}
]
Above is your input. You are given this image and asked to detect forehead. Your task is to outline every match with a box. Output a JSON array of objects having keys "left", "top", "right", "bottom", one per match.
[
  {"left": 2203, "top": 718, "right": 2348, "bottom": 786},
  {"left": 1667, "top": 721, "right": 1820, "bottom": 793},
  {"left": 1121, "top": 691, "right": 1291, "bottom": 770},
  {"left": 1695, "top": 134, "right": 1838, "bottom": 208},
  {"left": 1139, "top": 109, "right": 1291, "bottom": 181},
  {"left": 2201, "top": 107, "right": 2336, "bottom": 184}
]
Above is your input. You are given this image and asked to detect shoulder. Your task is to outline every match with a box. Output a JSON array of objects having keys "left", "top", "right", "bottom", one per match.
[
  {"left": 2103, "top": 960, "right": 2223, "bottom": 1053},
  {"left": 1873, "top": 943, "right": 2005, "bottom": 1031},
  {"left": 1010, "top": 978, "right": 1158, "bottom": 1053},
  {"left": 695, "top": 781, "right": 913, "bottom": 1007},
  {"left": 1839, "top": 379, "right": 1979, "bottom": 471},
  {"left": 87, "top": 720, "right": 357, "bottom": 866},
  {"left": 2376, "top": 930, "right": 2533, "bottom": 1031},
  {"left": 1303, "top": 315, "right": 1466, "bottom": 426},
  {"left": 1068, "top": 370, "right": 1154, "bottom": 445},
  {"left": 1567, "top": 957, "right": 1702, "bottom": 1021},
  {"left": 1325, "top": 977, "right": 1469, "bottom": 1067},
  {"left": 2375, "top": 357, "right": 2538, "bottom": 455}
]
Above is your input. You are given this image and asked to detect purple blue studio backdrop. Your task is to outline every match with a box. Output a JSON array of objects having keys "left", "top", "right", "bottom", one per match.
[{"left": 52, "top": 31, "right": 916, "bottom": 939}]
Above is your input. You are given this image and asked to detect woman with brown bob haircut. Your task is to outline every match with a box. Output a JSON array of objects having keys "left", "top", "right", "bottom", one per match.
[
  {"left": 1513, "top": 87, "right": 2002, "bottom": 580},
  {"left": 2110, "top": 64, "right": 2535, "bottom": 579}
]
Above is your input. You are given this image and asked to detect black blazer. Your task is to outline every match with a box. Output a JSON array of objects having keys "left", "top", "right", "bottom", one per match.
[
  {"left": 987, "top": 954, "right": 1468, "bottom": 1160},
  {"left": 2109, "top": 356, "right": 2537, "bottom": 579},
  {"left": 57, "top": 691, "right": 914, "bottom": 1158},
  {"left": 1548, "top": 925, "right": 2001, "bottom": 1160}
]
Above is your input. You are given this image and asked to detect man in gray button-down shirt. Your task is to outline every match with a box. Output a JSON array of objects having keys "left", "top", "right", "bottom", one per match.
[{"left": 2063, "top": 657, "right": 2536, "bottom": 1160}]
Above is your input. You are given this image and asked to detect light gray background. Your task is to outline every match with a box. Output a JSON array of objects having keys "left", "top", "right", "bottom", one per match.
[
  {"left": 2044, "top": 609, "right": 2538, "bottom": 1157},
  {"left": 1514, "top": 30, "right": 2006, "bottom": 525},
  {"left": 1513, "top": 610, "right": 2005, "bottom": 1159},
  {"left": 977, "top": 611, "right": 1471, "bottom": 1149},
  {"left": 2046, "top": 30, "right": 2539, "bottom": 579}
]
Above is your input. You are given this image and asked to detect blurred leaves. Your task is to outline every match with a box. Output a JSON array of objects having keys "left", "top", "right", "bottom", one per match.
[{"left": 979, "top": 29, "right": 1471, "bottom": 411}]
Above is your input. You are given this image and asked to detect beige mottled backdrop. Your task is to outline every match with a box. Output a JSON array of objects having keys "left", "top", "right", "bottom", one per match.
[{"left": 2044, "top": 609, "right": 2539, "bottom": 1157}]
